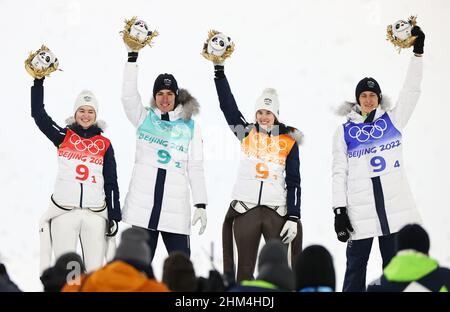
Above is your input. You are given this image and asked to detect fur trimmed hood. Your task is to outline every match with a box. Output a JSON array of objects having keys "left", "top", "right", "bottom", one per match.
[
  {"left": 65, "top": 116, "right": 108, "bottom": 132},
  {"left": 257, "top": 123, "right": 304, "bottom": 145},
  {"left": 149, "top": 88, "right": 199, "bottom": 120},
  {"left": 334, "top": 95, "right": 392, "bottom": 117},
  {"left": 287, "top": 127, "right": 304, "bottom": 145}
]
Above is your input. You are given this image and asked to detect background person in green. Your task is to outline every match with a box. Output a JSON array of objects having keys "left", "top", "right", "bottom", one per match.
[{"left": 367, "top": 224, "right": 450, "bottom": 292}]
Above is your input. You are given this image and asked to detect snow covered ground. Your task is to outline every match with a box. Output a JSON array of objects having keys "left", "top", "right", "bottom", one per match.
[{"left": 1, "top": 0, "right": 449, "bottom": 291}]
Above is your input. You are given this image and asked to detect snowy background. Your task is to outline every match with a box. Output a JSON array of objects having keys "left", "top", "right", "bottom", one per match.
[{"left": 1, "top": 0, "right": 449, "bottom": 291}]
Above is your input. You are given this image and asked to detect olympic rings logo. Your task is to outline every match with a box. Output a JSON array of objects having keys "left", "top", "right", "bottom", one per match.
[
  {"left": 251, "top": 133, "right": 288, "bottom": 154},
  {"left": 170, "top": 124, "right": 191, "bottom": 138},
  {"left": 152, "top": 118, "right": 171, "bottom": 132},
  {"left": 151, "top": 115, "right": 191, "bottom": 139},
  {"left": 69, "top": 133, "right": 105, "bottom": 155},
  {"left": 348, "top": 119, "right": 388, "bottom": 143}
]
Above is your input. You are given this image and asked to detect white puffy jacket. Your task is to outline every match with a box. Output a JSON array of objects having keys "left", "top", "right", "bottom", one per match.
[
  {"left": 332, "top": 56, "right": 423, "bottom": 240},
  {"left": 121, "top": 62, "right": 207, "bottom": 235}
]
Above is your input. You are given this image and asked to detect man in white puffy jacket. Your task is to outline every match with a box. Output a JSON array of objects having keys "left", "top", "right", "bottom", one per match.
[
  {"left": 121, "top": 49, "right": 208, "bottom": 260},
  {"left": 332, "top": 26, "right": 425, "bottom": 292}
]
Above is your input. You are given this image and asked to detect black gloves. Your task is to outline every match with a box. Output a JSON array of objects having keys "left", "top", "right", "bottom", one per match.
[
  {"left": 128, "top": 52, "right": 139, "bottom": 62},
  {"left": 214, "top": 65, "right": 225, "bottom": 79},
  {"left": 334, "top": 207, "right": 354, "bottom": 242},
  {"left": 411, "top": 26, "right": 425, "bottom": 55},
  {"left": 106, "top": 219, "right": 119, "bottom": 237}
]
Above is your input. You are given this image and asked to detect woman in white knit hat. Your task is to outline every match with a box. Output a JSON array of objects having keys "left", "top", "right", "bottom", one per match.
[
  {"left": 207, "top": 59, "right": 304, "bottom": 283},
  {"left": 31, "top": 77, "right": 121, "bottom": 274}
]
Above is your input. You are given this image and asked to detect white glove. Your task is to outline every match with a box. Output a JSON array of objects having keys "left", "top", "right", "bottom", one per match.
[
  {"left": 280, "top": 220, "right": 297, "bottom": 244},
  {"left": 192, "top": 208, "right": 207, "bottom": 235}
]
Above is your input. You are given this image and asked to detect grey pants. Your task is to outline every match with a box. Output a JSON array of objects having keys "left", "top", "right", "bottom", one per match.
[{"left": 222, "top": 204, "right": 302, "bottom": 283}]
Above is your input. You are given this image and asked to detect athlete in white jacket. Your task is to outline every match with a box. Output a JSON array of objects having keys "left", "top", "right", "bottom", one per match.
[
  {"left": 32, "top": 79, "right": 121, "bottom": 274},
  {"left": 211, "top": 62, "right": 303, "bottom": 282},
  {"left": 121, "top": 49, "right": 208, "bottom": 260},
  {"left": 332, "top": 26, "right": 425, "bottom": 292}
]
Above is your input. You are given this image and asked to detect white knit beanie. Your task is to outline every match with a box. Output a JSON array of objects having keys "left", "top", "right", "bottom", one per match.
[
  {"left": 254, "top": 88, "right": 280, "bottom": 120},
  {"left": 73, "top": 90, "right": 98, "bottom": 116}
]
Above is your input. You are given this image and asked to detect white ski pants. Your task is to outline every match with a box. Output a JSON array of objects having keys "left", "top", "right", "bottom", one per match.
[{"left": 51, "top": 208, "right": 106, "bottom": 273}]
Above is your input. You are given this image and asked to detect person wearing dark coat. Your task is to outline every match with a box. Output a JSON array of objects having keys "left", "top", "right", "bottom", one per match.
[
  {"left": 230, "top": 240, "right": 294, "bottom": 292},
  {"left": 40, "top": 252, "right": 86, "bottom": 292},
  {"left": 367, "top": 224, "right": 450, "bottom": 292},
  {"left": 0, "top": 263, "right": 21, "bottom": 292},
  {"left": 295, "top": 245, "right": 335, "bottom": 292}
]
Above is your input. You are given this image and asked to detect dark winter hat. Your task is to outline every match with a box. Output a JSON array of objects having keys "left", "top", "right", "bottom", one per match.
[
  {"left": 397, "top": 224, "right": 430, "bottom": 254},
  {"left": 355, "top": 77, "right": 382, "bottom": 104},
  {"left": 257, "top": 240, "right": 294, "bottom": 291},
  {"left": 114, "top": 228, "right": 152, "bottom": 266},
  {"left": 153, "top": 73, "right": 179, "bottom": 99},
  {"left": 40, "top": 252, "right": 85, "bottom": 292},
  {"left": 162, "top": 251, "right": 197, "bottom": 291},
  {"left": 294, "top": 245, "right": 335, "bottom": 292}
]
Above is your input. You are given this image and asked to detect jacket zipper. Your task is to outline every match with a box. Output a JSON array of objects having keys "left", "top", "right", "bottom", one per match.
[
  {"left": 256, "top": 125, "right": 265, "bottom": 206},
  {"left": 257, "top": 181, "right": 264, "bottom": 205},
  {"left": 79, "top": 183, "right": 83, "bottom": 208}
]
